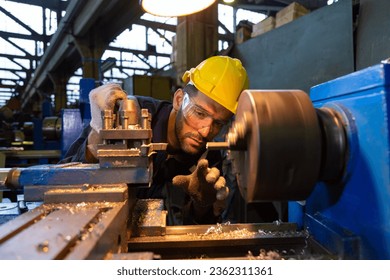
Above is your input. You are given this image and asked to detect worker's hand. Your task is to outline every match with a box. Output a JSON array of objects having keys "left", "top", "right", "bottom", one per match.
[
  {"left": 89, "top": 83, "right": 127, "bottom": 132},
  {"left": 172, "top": 159, "right": 229, "bottom": 216}
]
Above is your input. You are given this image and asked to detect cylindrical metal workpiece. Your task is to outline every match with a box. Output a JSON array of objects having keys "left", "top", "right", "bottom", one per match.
[
  {"left": 206, "top": 142, "right": 230, "bottom": 150},
  {"left": 231, "top": 89, "right": 322, "bottom": 202}
]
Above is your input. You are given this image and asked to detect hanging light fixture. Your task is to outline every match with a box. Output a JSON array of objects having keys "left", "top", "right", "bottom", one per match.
[{"left": 141, "top": 0, "right": 217, "bottom": 17}]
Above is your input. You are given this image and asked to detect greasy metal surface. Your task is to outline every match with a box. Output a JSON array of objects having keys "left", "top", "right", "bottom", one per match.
[
  {"left": 98, "top": 155, "right": 150, "bottom": 169},
  {"left": 97, "top": 149, "right": 142, "bottom": 157},
  {"left": 230, "top": 90, "right": 321, "bottom": 202},
  {"left": 128, "top": 222, "right": 326, "bottom": 259},
  {"left": 0, "top": 201, "right": 129, "bottom": 260},
  {"left": 64, "top": 201, "right": 129, "bottom": 260},
  {"left": 99, "top": 129, "right": 152, "bottom": 140},
  {"left": 0, "top": 207, "right": 101, "bottom": 259},
  {"left": 165, "top": 222, "right": 297, "bottom": 235},
  {"left": 43, "top": 184, "right": 128, "bottom": 204},
  {"left": 111, "top": 252, "right": 160, "bottom": 260},
  {"left": 28, "top": 183, "right": 130, "bottom": 204},
  {"left": 131, "top": 199, "right": 167, "bottom": 237},
  {"left": 24, "top": 185, "right": 76, "bottom": 202},
  {"left": 0, "top": 183, "right": 133, "bottom": 259},
  {"left": 0, "top": 208, "right": 45, "bottom": 243}
]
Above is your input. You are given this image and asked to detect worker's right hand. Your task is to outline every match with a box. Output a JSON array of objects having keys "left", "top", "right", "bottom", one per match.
[
  {"left": 89, "top": 83, "right": 127, "bottom": 132},
  {"left": 172, "top": 159, "right": 229, "bottom": 217}
]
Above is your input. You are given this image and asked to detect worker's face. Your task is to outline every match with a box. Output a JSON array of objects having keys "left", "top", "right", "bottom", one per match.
[{"left": 173, "top": 87, "right": 233, "bottom": 155}]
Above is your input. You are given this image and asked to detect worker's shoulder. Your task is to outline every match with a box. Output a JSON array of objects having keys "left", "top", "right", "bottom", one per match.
[{"left": 135, "top": 95, "right": 172, "bottom": 115}]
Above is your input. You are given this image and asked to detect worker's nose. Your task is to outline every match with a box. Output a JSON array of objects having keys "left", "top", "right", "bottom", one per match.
[{"left": 198, "top": 125, "right": 211, "bottom": 138}]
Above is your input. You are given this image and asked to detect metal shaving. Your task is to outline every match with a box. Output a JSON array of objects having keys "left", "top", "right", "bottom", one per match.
[
  {"left": 42, "top": 201, "right": 116, "bottom": 212},
  {"left": 185, "top": 221, "right": 310, "bottom": 241},
  {"left": 247, "top": 249, "right": 283, "bottom": 260},
  {"left": 134, "top": 210, "right": 164, "bottom": 226},
  {"left": 186, "top": 223, "right": 257, "bottom": 240},
  {"left": 132, "top": 199, "right": 165, "bottom": 226},
  {"left": 44, "top": 184, "right": 126, "bottom": 193},
  {"left": 134, "top": 199, "right": 163, "bottom": 211}
]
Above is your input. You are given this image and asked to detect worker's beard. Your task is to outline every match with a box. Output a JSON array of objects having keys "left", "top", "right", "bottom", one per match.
[{"left": 175, "top": 108, "right": 206, "bottom": 155}]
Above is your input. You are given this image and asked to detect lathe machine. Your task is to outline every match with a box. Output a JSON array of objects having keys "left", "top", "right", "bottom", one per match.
[{"left": 0, "top": 62, "right": 389, "bottom": 260}]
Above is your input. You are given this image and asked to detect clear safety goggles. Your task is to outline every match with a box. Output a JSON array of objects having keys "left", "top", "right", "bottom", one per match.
[{"left": 181, "top": 92, "right": 227, "bottom": 131}]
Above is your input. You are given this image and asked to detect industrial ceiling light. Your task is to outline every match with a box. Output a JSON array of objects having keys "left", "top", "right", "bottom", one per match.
[{"left": 141, "top": 0, "right": 217, "bottom": 17}]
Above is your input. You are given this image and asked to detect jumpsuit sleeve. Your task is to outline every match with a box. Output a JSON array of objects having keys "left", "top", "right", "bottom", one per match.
[{"left": 58, "top": 125, "right": 91, "bottom": 163}]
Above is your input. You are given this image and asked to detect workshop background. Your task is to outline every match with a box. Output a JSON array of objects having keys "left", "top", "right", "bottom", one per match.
[{"left": 0, "top": 0, "right": 390, "bottom": 260}]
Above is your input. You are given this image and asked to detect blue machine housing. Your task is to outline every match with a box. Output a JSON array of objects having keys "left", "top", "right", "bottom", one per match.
[
  {"left": 289, "top": 63, "right": 390, "bottom": 259},
  {"left": 61, "top": 78, "right": 94, "bottom": 159}
]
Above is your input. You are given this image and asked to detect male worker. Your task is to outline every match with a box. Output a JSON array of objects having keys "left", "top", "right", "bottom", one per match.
[{"left": 62, "top": 56, "right": 249, "bottom": 225}]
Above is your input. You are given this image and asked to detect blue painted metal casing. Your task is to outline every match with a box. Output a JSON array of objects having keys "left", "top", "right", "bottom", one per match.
[
  {"left": 79, "top": 78, "right": 94, "bottom": 127},
  {"left": 17, "top": 163, "right": 151, "bottom": 187},
  {"left": 61, "top": 79, "right": 94, "bottom": 158},
  {"left": 289, "top": 63, "right": 390, "bottom": 259},
  {"left": 61, "top": 109, "right": 83, "bottom": 159}
]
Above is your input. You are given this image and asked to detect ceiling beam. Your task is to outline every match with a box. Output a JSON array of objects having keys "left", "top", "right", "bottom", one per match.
[
  {"left": 21, "top": 0, "right": 145, "bottom": 109},
  {"left": 3, "top": 0, "right": 69, "bottom": 11},
  {"left": 0, "top": 31, "right": 49, "bottom": 42},
  {"left": 0, "top": 6, "right": 40, "bottom": 36}
]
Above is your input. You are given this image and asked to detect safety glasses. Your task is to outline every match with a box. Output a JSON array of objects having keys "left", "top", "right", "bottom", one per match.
[{"left": 181, "top": 92, "right": 227, "bottom": 131}]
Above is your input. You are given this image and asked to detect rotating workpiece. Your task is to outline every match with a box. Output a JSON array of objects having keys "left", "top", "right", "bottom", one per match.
[{"left": 208, "top": 89, "right": 347, "bottom": 202}]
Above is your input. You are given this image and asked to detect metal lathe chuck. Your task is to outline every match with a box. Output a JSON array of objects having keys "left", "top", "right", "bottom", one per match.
[{"left": 208, "top": 90, "right": 348, "bottom": 202}]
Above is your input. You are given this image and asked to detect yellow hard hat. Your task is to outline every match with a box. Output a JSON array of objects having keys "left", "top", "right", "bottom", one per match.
[{"left": 182, "top": 56, "right": 249, "bottom": 114}]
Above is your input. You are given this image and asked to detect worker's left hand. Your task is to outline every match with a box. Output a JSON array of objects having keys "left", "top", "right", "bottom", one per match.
[
  {"left": 172, "top": 159, "right": 229, "bottom": 216},
  {"left": 89, "top": 83, "right": 128, "bottom": 132}
]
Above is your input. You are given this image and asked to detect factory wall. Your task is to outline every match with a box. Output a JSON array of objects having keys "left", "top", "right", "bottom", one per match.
[
  {"left": 233, "top": 0, "right": 390, "bottom": 93},
  {"left": 355, "top": 0, "right": 390, "bottom": 70}
]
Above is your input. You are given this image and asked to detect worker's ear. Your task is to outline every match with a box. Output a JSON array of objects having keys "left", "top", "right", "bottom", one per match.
[{"left": 172, "top": 88, "right": 184, "bottom": 111}]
